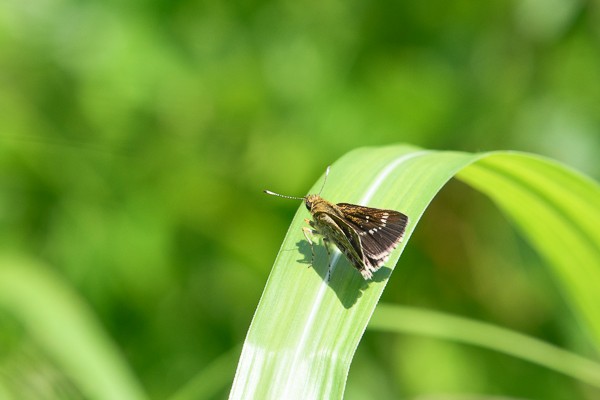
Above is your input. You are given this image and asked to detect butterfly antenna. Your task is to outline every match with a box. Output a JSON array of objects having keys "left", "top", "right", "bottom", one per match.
[
  {"left": 317, "top": 165, "right": 330, "bottom": 196},
  {"left": 263, "top": 190, "right": 304, "bottom": 201}
]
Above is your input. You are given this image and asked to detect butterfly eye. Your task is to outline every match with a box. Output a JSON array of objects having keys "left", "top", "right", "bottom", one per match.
[{"left": 305, "top": 199, "right": 312, "bottom": 210}]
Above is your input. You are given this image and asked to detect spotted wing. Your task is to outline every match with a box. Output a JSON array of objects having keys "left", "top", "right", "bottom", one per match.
[{"left": 335, "top": 203, "right": 408, "bottom": 268}]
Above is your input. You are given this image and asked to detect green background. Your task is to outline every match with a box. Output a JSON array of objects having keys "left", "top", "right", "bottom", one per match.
[{"left": 1, "top": 0, "right": 599, "bottom": 398}]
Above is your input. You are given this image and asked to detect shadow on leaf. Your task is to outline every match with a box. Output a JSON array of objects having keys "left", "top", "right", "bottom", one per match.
[{"left": 296, "top": 239, "right": 391, "bottom": 309}]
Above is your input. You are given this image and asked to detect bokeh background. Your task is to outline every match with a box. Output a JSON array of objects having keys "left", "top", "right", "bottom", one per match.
[{"left": 1, "top": 0, "right": 599, "bottom": 399}]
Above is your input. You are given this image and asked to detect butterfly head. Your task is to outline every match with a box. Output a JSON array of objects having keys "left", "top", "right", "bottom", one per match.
[{"left": 304, "top": 194, "right": 321, "bottom": 211}]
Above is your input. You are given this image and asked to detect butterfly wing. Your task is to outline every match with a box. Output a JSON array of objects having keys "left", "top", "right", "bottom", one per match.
[{"left": 335, "top": 203, "right": 408, "bottom": 269}]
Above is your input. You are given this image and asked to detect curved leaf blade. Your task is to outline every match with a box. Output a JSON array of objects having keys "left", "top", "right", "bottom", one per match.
[
  {"left": 457, "top": 153, "right": 600, "bottom": 346},
  {"left": 230, "top": 146, "right": 478, "bottom": 399}
]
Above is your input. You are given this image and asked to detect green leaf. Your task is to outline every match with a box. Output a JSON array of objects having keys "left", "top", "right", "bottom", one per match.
[
  {"left": 456, "top": 153, "right": 600, "bottom": 344},
  {"left": 370, "top": 303, "right": 600, "bottom": 387},
  {"left": 229, "top": 145, "right": 600, "bottom": 399},
  {"left": 0, "top": 255, "right": 148, "bottom": 400}
]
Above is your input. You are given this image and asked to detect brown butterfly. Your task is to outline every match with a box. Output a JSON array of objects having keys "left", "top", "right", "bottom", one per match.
[{"left": 265, "top": 167, "right": 409, "bottom": 279}]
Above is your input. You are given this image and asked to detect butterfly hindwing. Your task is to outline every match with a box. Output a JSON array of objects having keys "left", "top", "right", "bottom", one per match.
[{"left": 313, "top": 212, "right": 367, "bottom": 274}]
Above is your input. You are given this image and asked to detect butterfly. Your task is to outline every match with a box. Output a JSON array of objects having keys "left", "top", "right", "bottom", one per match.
[{"left": 265, "top": 167, "right": 408, "bottom": 279}]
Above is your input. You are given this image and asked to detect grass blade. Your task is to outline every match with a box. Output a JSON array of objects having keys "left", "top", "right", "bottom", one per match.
[
  {"left": 230, "top": 146, "right": 478, "bottom": 399},
  {"left": 0, "top": 255, "right": 148, "bottom": 400},
  {"left": 457, "top": 153, "right": 600, "bottom": 348},
  {"left": 370, "top": 304, "right": 600, "bottom": 387}
]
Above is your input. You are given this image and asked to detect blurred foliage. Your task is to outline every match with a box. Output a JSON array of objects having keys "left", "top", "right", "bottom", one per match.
[{"left": 0, "top": 0, "right": 599, "bottom": 399}]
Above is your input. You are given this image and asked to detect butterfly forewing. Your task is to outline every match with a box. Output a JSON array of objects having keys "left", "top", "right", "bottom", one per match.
[{"left": 335, "top": 203, "right": 408, "bottom": 267}]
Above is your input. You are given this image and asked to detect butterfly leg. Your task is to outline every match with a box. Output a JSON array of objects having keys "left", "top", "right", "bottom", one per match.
[
  {"left": 302, "top": 221, "right": 318, "bottom": 268},
  {"left": 320, "top": 237, "right": 336, "bottom": 282},
  {"left": 321, "top": 236, "right": 332, "bottom": 269}
]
